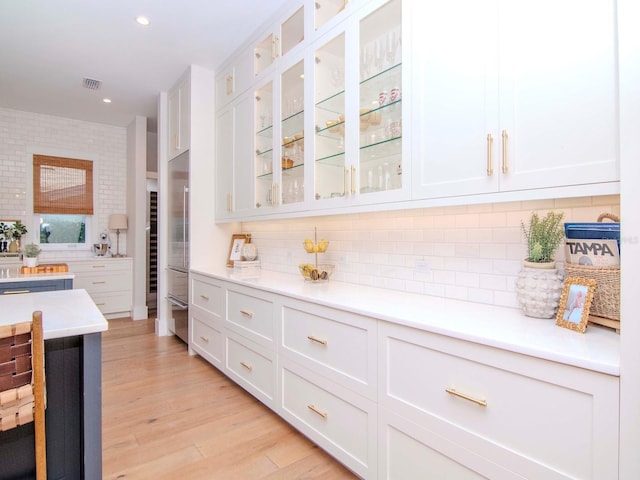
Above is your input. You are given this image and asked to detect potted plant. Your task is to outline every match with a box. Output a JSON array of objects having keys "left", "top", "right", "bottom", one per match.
[
  {"left": 9, "top": 220, "right": 28, "bottom": 253},
  {"left": 515, "top": 211, "right": 566, "bottom": 318},
  {"left": 23, "top": 243, "right": 41, "bottom": 268},
  {"left": 521, "top": 212, "right": 565, "bottom": 266}
]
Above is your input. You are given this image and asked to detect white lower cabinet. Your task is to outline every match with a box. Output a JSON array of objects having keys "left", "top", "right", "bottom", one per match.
[
  {"left": 68, "top": 258, "right": 132, "bottom": 317},
  {"left": 190, "top": 305, "right": 224, "bottom": 369},
  {"left": 378, "top": 322, "right": 620, "bottom": 480},
  {"left": 190, "top": 274, "right": 225, "bottom": 369},
  {"left": 188, "top": 274, "right": 619, "bottom": 479},
  {"left": 279, "top": 357, "right": 377, "bottom": 479},
  {"left": 225, "top": 329, "right": 276, "bottom": 409}
]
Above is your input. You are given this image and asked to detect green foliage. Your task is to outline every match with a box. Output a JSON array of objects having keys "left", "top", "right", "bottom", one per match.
[
  {"left": 10, "top": 220, "right": 28, "bottom": 240},
  {"left": 521, "top": 211, "right": 565, "bottom": 263},
  {"left": 23, "top": 243, "right": 41, "bottom": 258}
]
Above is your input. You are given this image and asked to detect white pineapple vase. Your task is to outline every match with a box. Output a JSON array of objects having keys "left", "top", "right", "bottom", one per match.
[{"left": 515, "top": 261, "right": 565, "bottom": 319}]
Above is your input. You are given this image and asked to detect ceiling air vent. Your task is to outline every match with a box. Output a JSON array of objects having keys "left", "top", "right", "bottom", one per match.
[{"left": 82, "top": 77, "right": 103, "bottom": 90}]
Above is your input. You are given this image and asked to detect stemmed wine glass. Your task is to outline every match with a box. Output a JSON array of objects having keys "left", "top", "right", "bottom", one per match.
[{"left": 360, "top": 44, "right": 373, "bottom": 80}]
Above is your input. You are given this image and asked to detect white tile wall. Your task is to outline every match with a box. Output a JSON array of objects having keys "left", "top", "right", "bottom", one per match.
[
  {"left": 0, "top": 107, "right": 127, "bottom": 260},
  {"left": 242, "top": 195, "right": 620, "bottom": 309}
]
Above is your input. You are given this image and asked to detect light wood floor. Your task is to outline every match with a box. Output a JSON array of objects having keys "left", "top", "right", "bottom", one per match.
[{"left": 102, "top": 317, "right": 358, "bottom": 480}]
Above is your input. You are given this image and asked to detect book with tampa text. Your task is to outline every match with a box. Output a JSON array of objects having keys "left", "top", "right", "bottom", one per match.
[{"left": 565, "top": 238, "right": 620, "bottom": 266}]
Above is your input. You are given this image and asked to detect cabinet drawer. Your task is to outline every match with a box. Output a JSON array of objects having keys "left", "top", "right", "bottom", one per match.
[
  {"left": 380, "top": 323, "right": 619, "bottom": 479},
  {"left": 225, "top": 331, "right": 275, "bottom": 407},
  {"left": 226, "top": 288, "right": 274, "bottom": 343},
  {"left": 379, "top": 407, "right": 514, "bottom": 480},
  {"left": 280, "top": 359, "right": 376, "bottom": 478},
  {"left": 90, "top": 291, "right": 131, "bottom": 315},
  {"left": 68, "top": 260, "right": 130, "bottom": 274},
  {"left": 281, "top": 303, "right": 376, "bottom": 399},
  {"left": 191, "top": 276, "right": 223, "bottom": 317},
  {"left": 74, "top": 273, "right": 129, "bottom": 294},
  {"left": 191, "top": 314, "right": 224, "bottom": 369}
]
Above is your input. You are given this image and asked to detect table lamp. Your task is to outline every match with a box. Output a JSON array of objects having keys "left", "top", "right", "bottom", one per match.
[{"left": 108, "top": 214, "right": 128, "bottom": 257}]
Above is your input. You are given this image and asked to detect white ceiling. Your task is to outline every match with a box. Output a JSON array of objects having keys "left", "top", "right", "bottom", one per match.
[{"left": 0, "top": 0, "right": 291, "bottom": 133}]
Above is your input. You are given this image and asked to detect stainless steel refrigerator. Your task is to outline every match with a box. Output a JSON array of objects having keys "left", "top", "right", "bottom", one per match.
[{"left": 167, "top": 151, "right": 189, "bottom": 343}]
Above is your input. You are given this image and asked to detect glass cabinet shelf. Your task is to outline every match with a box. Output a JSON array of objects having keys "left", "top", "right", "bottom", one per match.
[
  {"left": 359, "top": 136, "right": 402, "bottom": 163},
  {"left": 315, "top": 151, "right": 345, "bottom": 167},
  {"left": 316, "top": 90, "right": 345, "bottom": 114},
  {"left": 256, "top": 124, "right": 273, "bottom": 137},
  {"left": 256, "top": 148, "right": 273, "bottom": 159}
]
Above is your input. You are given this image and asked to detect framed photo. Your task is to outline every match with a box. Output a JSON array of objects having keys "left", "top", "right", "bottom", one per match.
[
  {"left": 226, "top": 233, "right": 251, "bottom": 267},
  {"left": 556, "top": 276, "right": 597, "bottom": 333}
]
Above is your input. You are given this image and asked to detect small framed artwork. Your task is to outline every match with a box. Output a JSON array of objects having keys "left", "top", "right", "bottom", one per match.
[
  {"left": 556, "top": 276, "right": 597, "bottom": 333},
  {"left": 226, "top": 233, "right": 251, "bottom": 267}
]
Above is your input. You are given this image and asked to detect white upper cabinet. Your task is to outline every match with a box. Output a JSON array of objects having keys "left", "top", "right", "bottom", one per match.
[
  {"left": 215, "top": 91, "right": 254, "bottom": 220},
  {"left": 312, "top": 0, "right": 410, "bottom": 210},
  {"left": 413, "top": 0, "right": 619, "bottom": 200},
  {"left": 215, "top": 46, "right": 253, "bottom": 109},
  {"left": 254, "top": 3, "right": 305, "bottom": 79},
  {"left": 167, "top": 71, "right": 190, "bottom": 160}
]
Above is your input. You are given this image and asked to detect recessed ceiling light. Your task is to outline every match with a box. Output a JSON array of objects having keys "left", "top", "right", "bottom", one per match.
[
  {"left": 103, "top": 98, "right": 112, "bottom": 104},
  {"left": 136, "top": 16, "right": 150, "bottom": 26}
]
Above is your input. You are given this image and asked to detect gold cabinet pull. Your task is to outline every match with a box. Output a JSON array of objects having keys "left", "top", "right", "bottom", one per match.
[
  {"left": 486, "top": 133, "right": 493, "bottom": 176},
  {"left": 307, "top": 404, "right": 328, "bottom": 419},
  {"left": 199, "top": 294, "right": 209, "bottom": 301},
  {"left": 3, "top": 290, "right": 30, "bottom": 295},
  {"left": 344, "top": 167, "right": 348, "bottom": 196},
  {"left": 225, "top": 75, "right": 233, "bottom": 96},
  {"left": 307, "top": 335, "right": 327, "bottom": 346},
  {"left": 199, "top": 336, "right": 209, "bottom": 343},
  {"left": 445, "top": 388, "right": 487, "bottom": 407},
  {"left": 240, "top": 361, "right": 253, "bottom": 371},
  {"left": 501, "top": 129, "right": 508, "bottom": 174},
  {"left": 240, "top": 309, "right": 254, "bottom": 318},
  {"left": 351, "top": 165, "right": 356, "bottom": 194}
]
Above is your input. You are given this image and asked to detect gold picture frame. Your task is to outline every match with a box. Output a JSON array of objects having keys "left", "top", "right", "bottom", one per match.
[
  {"left": 226, "top": 233, "right": 251, "bottom": 267},
  {"left": 555, "top": 276, "right": 597, "bottom": 333}
]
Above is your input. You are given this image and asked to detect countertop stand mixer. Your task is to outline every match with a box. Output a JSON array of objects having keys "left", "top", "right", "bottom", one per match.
[{"left": 92, "top": 230, "right": 110, "bottom": 256}]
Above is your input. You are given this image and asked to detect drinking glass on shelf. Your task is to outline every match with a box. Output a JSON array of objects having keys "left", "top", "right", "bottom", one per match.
[{"left": 386, "top": 31, "right": 399, "bottom": 67}]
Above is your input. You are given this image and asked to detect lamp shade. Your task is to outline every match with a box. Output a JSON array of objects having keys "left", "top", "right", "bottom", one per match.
[{"left": 108, "top": 214, "right": 128, "bottom": 230}]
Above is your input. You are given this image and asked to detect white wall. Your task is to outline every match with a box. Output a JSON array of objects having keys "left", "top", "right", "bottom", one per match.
[
  {"left": 0, "top": 106, "right": 127, "bottom": 259},
  {"left": 243, "top": 195, "right": 620, "bottom": 309}
]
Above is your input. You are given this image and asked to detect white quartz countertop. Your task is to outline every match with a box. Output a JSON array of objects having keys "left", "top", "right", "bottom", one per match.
[
  {"left": 192, "top": 265, "right": 621, "bottom": 376},
  {"left": 0, "top": 289, "right": 108, "bottom": 339},
  {"left": 0, "top": 266, "right": 75, "bottom": 283}
]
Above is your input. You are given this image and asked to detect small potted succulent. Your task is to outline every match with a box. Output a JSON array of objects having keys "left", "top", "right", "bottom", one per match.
[
  {"left": 515, "top": 211, "right": 566, "bottom": 318},
  {"left": 23, "top": 243, "right": 42, "bottom": 268}
]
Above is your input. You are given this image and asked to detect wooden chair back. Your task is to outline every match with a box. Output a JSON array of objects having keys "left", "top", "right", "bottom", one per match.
[{"left": 0, "top": 310, "right": 47, "bottom": 479}]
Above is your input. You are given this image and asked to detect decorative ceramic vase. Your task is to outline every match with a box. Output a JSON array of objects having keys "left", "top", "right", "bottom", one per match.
[
  {"left": 241, "top": 243, "right": 258, "bottom": 261},
  {"left": 8, "top": 240, "right": 18, "bottom": 253},
  {"left": 515, "top": 260, "right": 564, "bottom": 319}
]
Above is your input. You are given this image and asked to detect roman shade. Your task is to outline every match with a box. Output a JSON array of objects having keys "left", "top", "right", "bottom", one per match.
[{"left": 33, "top": 155, "right": 93, "bottom": 214}]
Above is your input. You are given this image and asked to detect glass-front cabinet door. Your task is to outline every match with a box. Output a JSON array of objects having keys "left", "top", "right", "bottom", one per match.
[
  {"left": 254, "top": 81, "right": 274, "bottom": 209},
  {"left": 314, "top": 32, "right": 346, "bottom": 201},
  {"left": 358, "top": 0, "right": 405, "bottom": 199},
  {"left": 280, "top": 59, "right": 305, "bottom": 206},
  {"left": 254, "top": 4, "right": 305, "bottom": 78},
  {"left": 314, "top": 0, "right": 350, "bottom": 33}
]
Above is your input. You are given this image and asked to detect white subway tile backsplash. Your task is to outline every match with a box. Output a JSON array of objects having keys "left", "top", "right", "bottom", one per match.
[{"left": 244, "top": 194, "right": 620, "bottom": 311}]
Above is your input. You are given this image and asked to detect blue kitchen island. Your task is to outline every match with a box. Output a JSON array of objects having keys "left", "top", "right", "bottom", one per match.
[{"left": 0, "top": 287, "right": 108, "bottom": 479}]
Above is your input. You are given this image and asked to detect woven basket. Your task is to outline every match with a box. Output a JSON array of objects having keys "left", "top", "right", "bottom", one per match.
[{"left": 564, "top": 264, "right": 620, "bottom": 320}]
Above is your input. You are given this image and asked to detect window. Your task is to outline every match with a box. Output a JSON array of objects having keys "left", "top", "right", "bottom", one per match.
[{"left": 33, "top": 155, "right": 93, "bottom": 250}]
